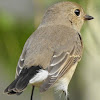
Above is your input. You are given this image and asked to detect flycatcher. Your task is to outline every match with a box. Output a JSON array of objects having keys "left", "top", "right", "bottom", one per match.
[{"left": 4, "top": 1, "right": 94, "bottom": 100}]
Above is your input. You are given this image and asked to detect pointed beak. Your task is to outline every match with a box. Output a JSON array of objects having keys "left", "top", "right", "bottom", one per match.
[{"left": 84, "top": 15, "right": 94, "bottom": 20}]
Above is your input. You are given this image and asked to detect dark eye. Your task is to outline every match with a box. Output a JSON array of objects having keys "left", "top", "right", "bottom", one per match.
[{"left": 74, "top": 9, "right": 80, "bottom": 16}]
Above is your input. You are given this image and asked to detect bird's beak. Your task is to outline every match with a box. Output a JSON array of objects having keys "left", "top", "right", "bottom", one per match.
[{"left": 84, "top": 15, "right": 94, "bottom": 20}]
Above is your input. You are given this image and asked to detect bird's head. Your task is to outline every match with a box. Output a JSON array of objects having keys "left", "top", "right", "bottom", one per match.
[{"left": 40, "top": 1, "right": 94, "bottom": 32}]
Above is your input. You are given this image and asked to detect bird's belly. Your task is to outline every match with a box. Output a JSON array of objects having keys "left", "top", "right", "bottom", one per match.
[
  {"left": 63, "top": 62, "right": 78, "bottom": 82},
  {"left": 54, "top": 63, "right": 78, "bottom": 95}
]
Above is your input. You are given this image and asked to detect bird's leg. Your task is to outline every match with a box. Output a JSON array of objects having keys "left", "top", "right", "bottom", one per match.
[
  {"left": 67, "top": 97, "right": 70, "bottom": 100},
  {"left": 30, "top": 86, "right": 35, "bottom": 100}
]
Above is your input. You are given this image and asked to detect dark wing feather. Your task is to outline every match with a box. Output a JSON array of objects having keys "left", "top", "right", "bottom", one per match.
[{"left": 4, "top": 66, "right": 41, "bottom": 95}]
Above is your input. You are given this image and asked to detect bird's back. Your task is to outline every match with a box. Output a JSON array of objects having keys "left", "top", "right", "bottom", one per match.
[{"left": 21, "top": 25, "right": 79, "bottom": 69}]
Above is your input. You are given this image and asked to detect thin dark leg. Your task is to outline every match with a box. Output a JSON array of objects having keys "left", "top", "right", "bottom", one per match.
[
  {"left": 67, "top": 97, "right": 70, "bottom": 100},
  {"left": 30, "top": 86, "right": 35, "bottom": 100}
]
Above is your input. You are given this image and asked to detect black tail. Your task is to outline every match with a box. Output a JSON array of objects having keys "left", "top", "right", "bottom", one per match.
[{"left": 4, "top": 66, "right": 41, "bottom": 95}]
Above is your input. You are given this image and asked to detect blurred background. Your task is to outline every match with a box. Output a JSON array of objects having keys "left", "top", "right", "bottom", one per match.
[{"left": 0, "top": 0, "right": 100, "bottom": 100}]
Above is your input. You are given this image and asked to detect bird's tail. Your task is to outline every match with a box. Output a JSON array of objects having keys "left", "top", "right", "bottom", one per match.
[{"left": 4, "top": 66, "right": 41, "bottom": 95}]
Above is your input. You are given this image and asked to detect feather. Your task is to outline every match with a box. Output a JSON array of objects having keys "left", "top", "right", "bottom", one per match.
[{"left": 4, "top": 66, "right": 41, "bottom": 95}]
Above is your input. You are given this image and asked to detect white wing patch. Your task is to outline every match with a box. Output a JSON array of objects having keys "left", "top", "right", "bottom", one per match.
[{"left": 29, "top": 69, "right": 49, "bottom": 84}]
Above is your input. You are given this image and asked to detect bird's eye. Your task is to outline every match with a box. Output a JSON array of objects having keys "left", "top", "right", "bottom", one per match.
[{"left": 74, "top": 9, "right": 80, "bottom": 16}]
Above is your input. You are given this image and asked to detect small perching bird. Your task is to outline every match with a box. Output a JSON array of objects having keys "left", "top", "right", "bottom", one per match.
[{"left": 4, "top": 1, "right": 94, "bottom": 100}]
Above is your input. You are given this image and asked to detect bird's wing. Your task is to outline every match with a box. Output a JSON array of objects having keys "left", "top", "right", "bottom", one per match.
[
  {"left": 40, "top": 33, "right": 83, "bottom": 92},
  {"left": 15, "top": 37, "right": 30, "bottom": 78},
  {"left": 16, "top": 52, "right": 26, "bottom": 78}
]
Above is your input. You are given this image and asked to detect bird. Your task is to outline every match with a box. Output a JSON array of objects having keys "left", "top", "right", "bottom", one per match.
[{"left": 4, "top": 1, "right": 94, "bottom": 100}]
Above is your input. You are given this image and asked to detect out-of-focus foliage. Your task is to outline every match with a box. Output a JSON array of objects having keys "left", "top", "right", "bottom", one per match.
[{"left": 0, "top": 0, "right": 100, "bottom": 100}]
